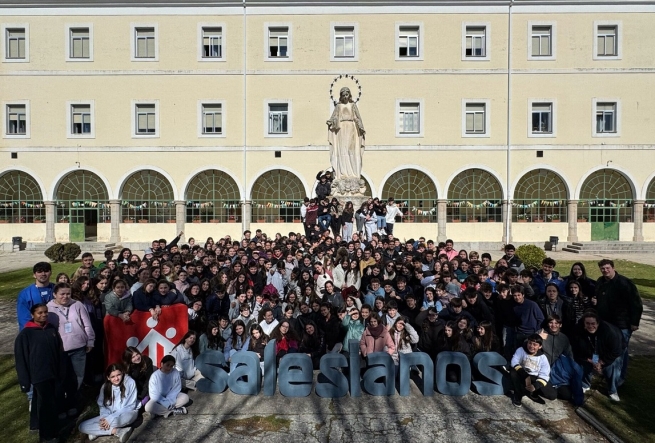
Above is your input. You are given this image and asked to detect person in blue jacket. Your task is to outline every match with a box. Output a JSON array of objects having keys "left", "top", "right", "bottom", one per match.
[
  {"left": 532, "top": 257, "right": 565, "bottom": 298},
  {"left": 17, "top": 262, "right": 55, "bottom": 330}
]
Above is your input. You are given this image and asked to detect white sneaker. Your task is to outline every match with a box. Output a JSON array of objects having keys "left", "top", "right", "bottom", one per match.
[
  {"left": 88, "top": 435, "right": 98, "bottom": 441},
  {"left": 117, "top": 427, "right": 134, "bottom": 443},
  {"left": 582, "top": 387, "right": 591, "bottom": 394},
  {"left": 609, "top": 393, "right": 620, "bottom": 402}
]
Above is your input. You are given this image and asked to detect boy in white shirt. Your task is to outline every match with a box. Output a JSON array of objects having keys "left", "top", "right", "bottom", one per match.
[{"left": 510, "top": 334, "right": 557, "bottom": 407}]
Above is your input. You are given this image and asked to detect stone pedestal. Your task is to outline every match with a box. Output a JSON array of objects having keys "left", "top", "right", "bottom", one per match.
[
  {"left": 45, "top": 201, "right": 55, "bottom": 243},
  {"left": 634, "top": 200, "right": 644, "bottom": 242},
  {"left": 567, "top": 200, "right": 578, "bottom": 242},
  {"left": 329, "top": 177, "right": 370, "bottom": 208},
  {"left": 242, "top": 200, "right": 252, "bottom": 231},
  {"left": 109, "top": 199, "right": 121, "bottom": 243}
]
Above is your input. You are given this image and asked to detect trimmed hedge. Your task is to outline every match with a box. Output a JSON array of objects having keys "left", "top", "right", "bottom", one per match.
[{"left": 44, "top": 243, "right": 81, "bottom": 263}]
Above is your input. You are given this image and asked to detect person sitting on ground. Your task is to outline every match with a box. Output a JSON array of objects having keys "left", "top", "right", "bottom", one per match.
[
  {"left": 79, "top": 363, "right": 138, "bottom": 442},
  {"left": 122, "top": 346, "right": 154, "bottom": 408},
  {"left": 144, "top": 355, "right": 189, "bottom": 417},
  {"left": 510, "top": 333, "right": 557, "bottom": 407},
  {"left": 168, "top": 330, "right": 203, "bottom": 391}
]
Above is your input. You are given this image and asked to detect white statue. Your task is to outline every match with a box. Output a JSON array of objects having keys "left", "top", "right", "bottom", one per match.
[{"left": 326, "top": 87, "right": 365, "bottom": 180}]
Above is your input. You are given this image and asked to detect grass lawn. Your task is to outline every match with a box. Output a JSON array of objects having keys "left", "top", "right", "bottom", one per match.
[
  {"left": 0, "top": 355, "right": 39, "bottom": 443},
  {"left": 556, "top": 259, "right": 655, "bottom": 299},
  {"left": 0, "top": 262, "right": 81, "bottom": 302},
  {"left": 581, "top": 356, "right": 655, "bottom": 443}
]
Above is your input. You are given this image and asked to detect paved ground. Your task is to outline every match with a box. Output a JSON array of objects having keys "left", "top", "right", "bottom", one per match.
[{"left": 1, "top": 249, "right": 652, "bottom": 442}]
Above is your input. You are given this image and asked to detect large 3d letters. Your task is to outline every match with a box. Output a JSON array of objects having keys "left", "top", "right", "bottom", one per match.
[
  {"left": 278, "top": 353, "right": 313, "bottom": 397},
  {"left": 399, "top": 352, "right": 434, "bottom": 397},
  {"left": 472, "top": 352, "right": 508, "bottom": 396},
  {"left": 435, "top": 351, "right": 471, "bottom": 396},
  {"left": 315, "top": 353, "right": 349, "bottom": 398},
  {"left": 263, "top": 340, "right": 277, "bottom": 396},
  {"left": 196, "top": 350, "right": 228, "bottom": 393},
  {"left": 228, "top": 351, "right": 261, "bottom": 395},
  {"left": 362, "top": 352, "right": 395, "bottom": 396}
]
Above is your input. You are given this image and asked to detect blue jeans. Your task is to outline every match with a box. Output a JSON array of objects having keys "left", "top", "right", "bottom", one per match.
[
  {"left": 619, "top": 328, "right": 632, "bottom": 382},
  {"left": 377, "top": 217, "right": 387, "bottom": 230},
  {"left": 582, "top": 355, "right": 623, "bottom": 395},
  {"left": 317, "top": 214, "right": 331, "bottom": 231},
  {"left": 68, "top": 346, "right": 87, "bottom": 389}
]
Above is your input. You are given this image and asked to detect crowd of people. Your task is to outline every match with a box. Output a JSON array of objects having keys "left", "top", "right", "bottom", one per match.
[{"left": 14, "top": 222, "right": 644, "bottom": 442}]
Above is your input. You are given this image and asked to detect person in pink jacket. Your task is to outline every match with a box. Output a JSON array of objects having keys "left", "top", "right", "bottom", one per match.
[
  {"left": 46, "top": 282, "right": 95, "bottom": 417},
  {"left": 359, "top": 315, "right": 395, "bottom": 357}
]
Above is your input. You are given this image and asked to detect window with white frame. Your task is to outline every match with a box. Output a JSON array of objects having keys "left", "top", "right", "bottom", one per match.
[
  {"left": 202, "top": 103, "right": 222, "bottom": 134},
  {"left": 268, "top": 27, "right": 288, "bottom": 58},
  {"left": 465, "top": 26, "right": 486, "bottom": 58},
  {"left": 597, "top": 25, "right": 617, "bottom": 57},
  {"left": 399, "top": 103, "right": 420, "bottom": 134},
  {"left": 70, "top": 28, "right": 90, "bottom": 59},
  {"left": 531, "top": 103, "right": 552, "bottom": 134},
  {"left": 135, "top": 104, "right": 156, "bottom": 134},
  {"left": 531, "top": 26, "right": 551, "bottom": 57},
  {"left": 135, "top": 27, "right": 156, "bottom": 59},
  {"left": 268, "top": 103, "right": 288, "bottom": 134},
  {"left": 334, "top": 26, "right": 354, "bottom": 58},
  {"left": 71, "top": 105, "right": 91, "bottom": 134},
  {"left": 5, "top": 28, "right": 26, "bottom": 59},
  {"left": 202, "top": 27, "right": 222, "bottom": 59},
  {"left": 398, "top": 26, "right": 419, "bottom": 58},
  {"left": 465, "top": 103, "right": 486, "bottom": 134},
  {"left": 6, "top": 104, "right": 26, "bottom": 135},
  {"left": 596, "top": 102, "right": 616, "bottom": 133}
]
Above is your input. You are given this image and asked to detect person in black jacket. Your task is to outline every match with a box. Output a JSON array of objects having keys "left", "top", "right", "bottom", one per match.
[
  {"left": 315, "top": 175, "right": 331, "bottom": 202},
  {"left": 122, "top": 346, "right": 154, "bottom": 407},
  {"left": 573, "top": 311, "right": 625, "bottom": 401},
  {"left": 14, "top": 303, "right": 62, "bottom": 443},
  {"left": 417, "top": 307, "right": 445, "bottom": 360}
]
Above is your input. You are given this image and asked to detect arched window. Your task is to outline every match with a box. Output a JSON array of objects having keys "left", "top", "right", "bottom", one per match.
[
  {"left": 120, "top": 170, "right": 174, "bottom": 223},
  {"left": 0, "top": 171, "right": 44, "bottom": 223},
  {"left": 251, "top": 170, "right": 304, "bottom": 222},
  {"left": 381, "top": 169, "right": 438, "bottom": 222},
  {"left": 186, "top": 170, "right": 241, "bottom": 223},
  {"left": 644, "top": 178, "right": 655, "bottom": 222},
  {"left": 447, "top": 169, "right": 503, "bottom": 222},
  {"left": 578, "top": 169, "right": 633, "bottom": 223},
  {"left": 56, "top": 170, "right": 109, "bottom": 223},
  {"left": 513, "top": 170, "right": 568, "bottom": 222}
]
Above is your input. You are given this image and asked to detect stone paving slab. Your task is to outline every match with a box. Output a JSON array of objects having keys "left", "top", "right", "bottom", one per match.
[{"left": 125, "top": 387, "right": 604, "bottom": 443}]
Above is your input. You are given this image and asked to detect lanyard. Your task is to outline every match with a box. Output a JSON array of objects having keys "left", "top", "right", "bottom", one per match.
[
  {"left": 587, "top": 335, "right": 597, "bottom": 353},
  {"left": 55, "top": 305, "right": 70, "bottom": 322}
]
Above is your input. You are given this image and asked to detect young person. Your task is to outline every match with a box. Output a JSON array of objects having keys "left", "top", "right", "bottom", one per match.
[
  {"left": 79, "top": 363, "right": 138, "bottom": 442},
  {"left": 144, "top": 355, "right": 189, "bottom": 417},
  {"left": 169, "top": 331, "right": 202, "bottom": 391},
  {"left": 17, "top": 262, "right": 55, "bottom": 330},
  {"left": 14, "top": 304, "right": 62, "bottom": 443},
  {"left": 122, "top": 347, "right": 154, "bottom": 407},
  {"left": 510, "top": 334, "right": 557, "bottom": 407}
]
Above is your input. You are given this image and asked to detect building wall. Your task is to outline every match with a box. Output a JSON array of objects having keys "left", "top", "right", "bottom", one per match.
[{"left": 2, "top": 1, "right": 655, "bottom": 243}]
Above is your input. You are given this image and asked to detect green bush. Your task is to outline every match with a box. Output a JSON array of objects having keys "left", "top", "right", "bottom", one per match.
[
  {"left": 44, "top": 242, "right": 81, "bottom": 263},
  {"left": 516, "top": 244, "right": 547, "bottom": 270},
  {"left": 62, "top": 243, "right": 81, "bottom": 262},
  {"left": 44, "top": 243, "right": 64, "bottom": 262}
]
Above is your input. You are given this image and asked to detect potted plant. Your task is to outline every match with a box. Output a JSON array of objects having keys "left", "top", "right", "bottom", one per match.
[
  {"left": 210, "top": 218, "right": 221, "bottom": 223},
  {"left": 293, "top": 218, "right": 301, "bottom": 223},
  {"left": 577, "top": 215, "right": 588, "bottom": 223},
  {"left": 450, "top": 218, "right": 461, "bottom": 223},
  {"left": 228, "top": 216, "right": 237, "bottom": 223},
  {"left": 166, "top": 219, "right": 176, "bottom": 223},
  {"left": 138, "top": 219, "right": 149, "bottom": 223},
  {"left": 0, "top": 218, "right": 9, "bottom": 224},
  {"left": 256, "top": 218, "right": 267, "bottom": 223},
  {"left": 274, "top": 218, "right": 285, "bottom": 223},
  {"left": 468, "top": 217, "right": 478, "bottom": 223},
  {"left": 33, "top": 216, "right": 45, "bottom": 223},
  {"left": 123, "top": 217, "right": 134, "bottom": 223},
  {"left": 548, "top": 214, "right": 561, "bottom": 223},
  {"left": 192, "top": 216, "right": 202, "bottom": 223},
  {"left": 59, "top": 216, "right": 70, "bottom": 223},
  {"left": 516, "top": 214, "right": 527, "bottom": 222}
]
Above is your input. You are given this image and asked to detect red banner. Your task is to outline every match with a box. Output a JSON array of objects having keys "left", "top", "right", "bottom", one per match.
[{"left": 104, "top": 304, "right": 188, "bottom": 367}]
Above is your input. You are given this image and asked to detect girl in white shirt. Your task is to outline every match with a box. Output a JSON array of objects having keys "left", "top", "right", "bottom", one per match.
[
  {"left": 79, "top": 363, "right": 139, "bottom": 442},
  {"left": 144, "top": 355, "right": 189, "bottom": 417},
  {"left": 168, "top": 331, "right": 203, "bottom": 391}
]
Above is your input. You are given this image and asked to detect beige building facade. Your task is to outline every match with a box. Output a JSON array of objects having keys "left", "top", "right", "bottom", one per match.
[{"left": 2, "top": 0, "right": 655, "bottom": 244}]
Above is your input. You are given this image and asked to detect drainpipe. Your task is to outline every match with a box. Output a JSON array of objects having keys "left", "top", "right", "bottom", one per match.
[
  {"left": 241, "top": 0, "right": 249, "bottom": 233},
  {"left": 505, "top": 0, "right": 514, "bottom": 244}
]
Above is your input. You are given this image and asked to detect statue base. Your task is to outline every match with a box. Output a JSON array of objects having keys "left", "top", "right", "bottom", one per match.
[{"left": 329, "top": 177, "right": 370, "bottom": 209}]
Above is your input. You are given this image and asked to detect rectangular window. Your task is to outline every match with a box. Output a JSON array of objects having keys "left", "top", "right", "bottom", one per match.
[
  {"left": 70, "top": 28, "right": 90, "bottom": 58},
  {"left": 399, "top": 103, "right": 420, "bottom": 133},
  {"left": 202, "top": 104, "right": 222, "bottom": 134},
  {"left": 465, "top": 103, "right": 485, "bottom": 134},
  {"left": 135, "top": 27, "right": 155, "bottom": 58},
  {"left": 202, "top": 27, "right": 222, "bottom": 58},
  {"left": 596, "top": 102, "right": 616, "bottom": 133},
  {"left": 334, "top": 26, "right": 354, "bottom": 58},
  {"left": 531, "top": 103, "right": 552, "bottom": 134},
  {"left": 597, "top": 25, "right": 617, "bottom": 56},
  {"left": 6, "top": 28, "right": 25, "bottom": 59},
  {"left": 531, "top": 26, "right": 551, "bottom": 57},
  {"left": 465, "top": 27, "right": 486, "bottom": 57},
  {"left": 268, "top": 104, "right": 288, "bottom": 134},
  {"left": 268, "top": 27, "right": 288, "bottom": 58},
  {"left": 136, "top": 104, "right": 156, "bottom": 134},
  {"left": 71, "top": 105, "right": 91, "bottom": 134},
  {"left": 7, "top": 104, "right": 26, "bottom": 134},
  {"left": 398, "top": 26, "right": 419, "bottom": 58}
]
